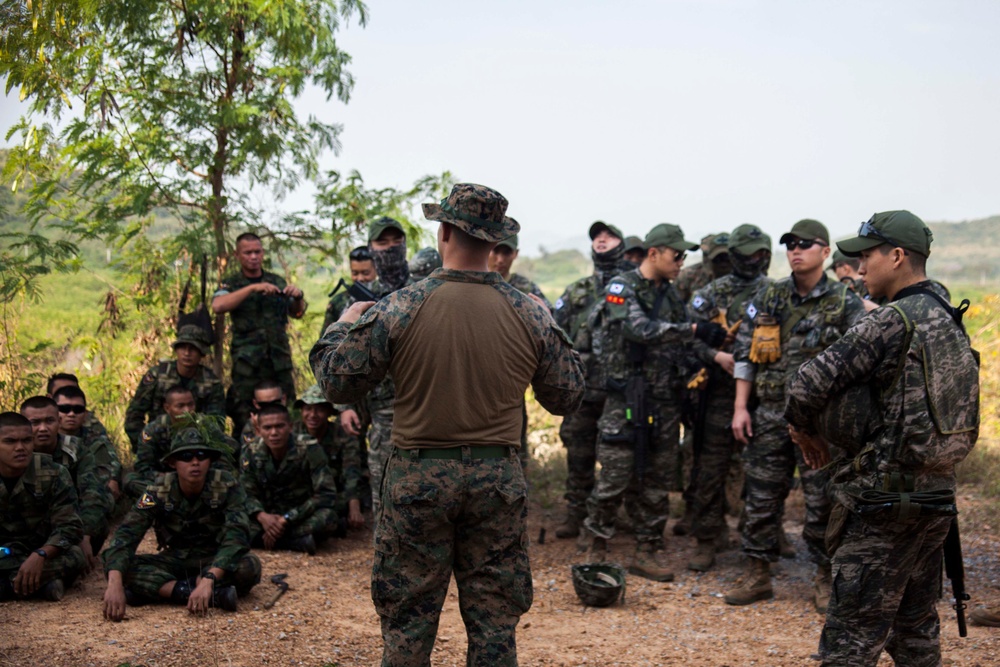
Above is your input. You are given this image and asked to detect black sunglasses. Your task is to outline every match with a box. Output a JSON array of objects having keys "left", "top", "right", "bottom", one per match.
[
  {"left": 858, "top": 219, "right": 898, "bottom": 247},
  {"left": 174, "top": 449, "right": 214, "bottom": 462},
  {"left": 674, "top": 251, "right": 687, "bottom": 262},
  {"left": 784, "top": 239, "right": 826, "bottom": 251},
  {"left": 57, "top": 404, "right": 87, "bottom": 414}
]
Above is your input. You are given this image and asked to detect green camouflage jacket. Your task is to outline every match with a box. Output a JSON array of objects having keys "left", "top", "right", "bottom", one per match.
[
  {"left": 674, "top": 262, "right": 715, "bottom": 304},
  {"left": 216, "top": 270, "right": 295, "bottom": 374},
  {"left": 293, "top": 421, "right": 358, "bottom": 505},
  {"left": 103, "top": 469, "right": 252, "bottom": 573},
  {"left": 239, "top": 433, "right": 339, "bottom": 522},
  {"left": 508, "top": 273, "right": 553, "bottom": 311},
  {"left": 52, "top": 435, "right": 114, "bottom": 537},
  {"left": 124, "top": 360, "right": 225, "bottom": 448},
  {"left": 733, "top": 273, "right": 865, "bottom": 405},
  {"left": 599, "top": 269, "right": 695, "bottom": 401},
  {"left": 321, "top": 289, "right": 353, "bottom": 337},
  {"left": 0, "top": 453, "right": 83, "bottom": 556},
  {"left": 127, "top": 414, "right": 237, "bottom": 497},
  {"left": 786, "top": 283, "right": 979, "bottom": 496}
]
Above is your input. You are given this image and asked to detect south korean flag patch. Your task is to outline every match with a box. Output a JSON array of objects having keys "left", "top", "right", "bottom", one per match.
[
  {"left": 554, "top": 298, "right": 565, "bottom": 310},
  {"left": 609, "top": 283, "right": 625, "bottom": 295},
  {"left": 746, "top": 303, "right": 758, "bottom": 320},
  {"left": 691, "top": 295, "right": 706, "bottom": 310}
]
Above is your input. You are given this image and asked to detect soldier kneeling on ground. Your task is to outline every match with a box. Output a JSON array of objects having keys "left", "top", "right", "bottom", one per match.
[
  {"left": 241, "top": 404, "right": 341, "bottom": 554},
  {"left": 0, "top": 412, "right": 86, "bottom": 602},
  {"left": 101, "top": 428, "right": 261, "bottom": 621}
]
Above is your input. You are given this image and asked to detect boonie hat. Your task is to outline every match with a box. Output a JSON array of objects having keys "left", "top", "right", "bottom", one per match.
[
  {"left": 161, "top": 427, "right": 222, "bottom": 465},
  {"left": 643, "top": 224, "right": 699, "bottom": 252},
  {"left": 422, "top": 183, "right": 519, "bottom": 243},
  {"left": 294, "top": 384, "right": 331, "bottom": 410},
  {"left": 173, "top": 324, "right": 212, "bottom": 355},
  {"left": 779, "top": 219, "right": 830, "bottom": 246},
  {"left": 367, "top": 216, "right": 406, "bottom": 243},
  {"left": 588, "top": 221, "right": 625, "bottom": 242},
  {"left": 837, "top": 211, "right": 933, "bottom": 258},
  {"left": 728, "top": 225, "right": 771, "bottom": 255},
  {"left": 497, "top": 233, "right": 519, "bottom": 251},
  {"left": 623, "top": 235, "right": 644, "bottom": 252}
]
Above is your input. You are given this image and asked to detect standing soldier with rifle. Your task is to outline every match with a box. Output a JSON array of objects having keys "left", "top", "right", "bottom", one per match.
[
  {"left": 685, "top": 224, "right": 772, "bottom": 572},
  {"left": 784, "top": 211, "right": 979, "bottom": 667},
  {"left": 578, "top": 224, "right": 727, "bottom": 581}
]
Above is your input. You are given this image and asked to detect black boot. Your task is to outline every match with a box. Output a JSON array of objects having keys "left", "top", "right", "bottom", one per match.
[
  {"left": 39, "top": 578, "right": 65, "bottom": 601},
  {"left": 284, "top": 534, "right": 317, "bottom": 555},
  {"left": 169, "top": 579, "right": 194, "bottom": 606},
  {"left": 211, "top": 585, "right": 238, "bottom": 612}
]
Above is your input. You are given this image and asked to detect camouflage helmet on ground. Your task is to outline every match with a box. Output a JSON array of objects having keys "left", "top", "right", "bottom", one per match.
[
  {"left": 571, "top": 563, "right": 626, "bottom": 607},
  {"left": 408, "top": 247, "right": 442, "bottom": 280}
]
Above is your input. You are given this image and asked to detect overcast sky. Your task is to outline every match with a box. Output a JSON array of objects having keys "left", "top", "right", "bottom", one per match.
[{"left": 3, "top": 0, "right": 999, "bottom": 257}]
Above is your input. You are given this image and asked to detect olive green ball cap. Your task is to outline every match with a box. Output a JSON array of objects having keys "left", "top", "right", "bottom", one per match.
[
  {"left": 367, "top": 216, "right": 405, "bottom": 243},
  {"left": 643, "top": 223, "right": 698, "bottom": 252},
  {"left": 827, "top": 249, "right": 852, "bottom": 271},
  {"left": 623, "top": 235, "right": 644, "bottom": 252},
  {"left": 588, "top": 221, "right": 624, "bottom": 242},
  {"left": 497, "top": 233, "right": 519, "bottom": 251},
  {"left": 779, "top": 219, "right": 830, "bottom": 246},
  {"left": 728, "top": 224, "right": 771, "bottom": 255},
  {"left": 294, "top": 384, "right": 331, "bottom": 409},
  {"left": 161, "top": 427, "right": 222, "bottom": 465},
  {"left": 705, "top": 233, "right": 731, "bottom": 260},
  {"left": 837, "top": 210, "right": 933, "bottom": 258}
]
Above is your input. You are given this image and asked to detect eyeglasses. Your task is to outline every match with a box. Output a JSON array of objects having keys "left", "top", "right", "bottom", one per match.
[
  {"left": 858, "top": 219, "right": 898, "bottom": 247},
  {"left": 784, "top": 239, "right": 826, "bottom": 251},
  {"left": 674, "top": 251, "right": 687, "bottom": 262},
  {"left": 57, "top": 405, "right": 87, "bottom": 414},
  {"left": 174, "top": 450, "right": 214, "bottom": 462}
]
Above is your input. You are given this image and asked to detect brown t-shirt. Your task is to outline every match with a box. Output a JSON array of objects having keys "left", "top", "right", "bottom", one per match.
[{"left": 391, "top": 279, "right": 540, "bottom": 448}]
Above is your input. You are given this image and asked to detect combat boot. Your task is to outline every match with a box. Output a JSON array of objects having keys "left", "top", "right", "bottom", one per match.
[
  {"left": 169, "top": 579, "right": 194, "bottom": 605},
  {"left": 672, "top": 507, "right": 694, "bottom": 536},
  {"left": 575, "top": 531, "right": 607, "bottom": 563},
  {"left": 555, "top": 515, "right": 581, "bottom": 539},
  {"left": 779, "top": 529, "right": 796, "bottom": 559},
  {"left": 629, "top": 544, "right": 674, "bottom": 582},
  {"left": 211, "top": 585, "right": 239, "bottom": 612},
  {"left": 687, "top": 539, "right": 716, "bottom": 572},
  {"left": 970, "top": 606, "right": 1000, "bottom": 627},
  {"left": 284, "top": 534, "right": 317, "bottom": 555},
  {"left": 724, "top": 558, "right": 773, "bottom": 606},
  {"left": 39, "top": 578, "right": 65, "bottom": 602},
  {"left": 814, "top": 563, "right": 832, "bottom": 614},
  {"left": 715, "top": 527, "right": 733, "bottom": 552}
]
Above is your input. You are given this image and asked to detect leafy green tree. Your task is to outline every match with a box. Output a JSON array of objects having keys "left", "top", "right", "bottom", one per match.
[{"left": 1, "top": 0, "right": 380, "bottom": 371}]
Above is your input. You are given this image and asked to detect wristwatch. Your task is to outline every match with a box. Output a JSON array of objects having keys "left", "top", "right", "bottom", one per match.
[
  {"left": 35, "top": 549, "right": 48, "bottom": 559},
  {"left": 203, "top": 572, "right": 217, "bottom": 582}
]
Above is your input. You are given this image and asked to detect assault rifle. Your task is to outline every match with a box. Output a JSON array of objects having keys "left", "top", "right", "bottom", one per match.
[
  {"left": 606, "top": 343, "right": 654, "bottom": 487},
  {"left": 944, "top": 517, "right": 970, "bottom": 637},
  {"left": 329, "top": 278, "right": 379, "bottom": 303}
]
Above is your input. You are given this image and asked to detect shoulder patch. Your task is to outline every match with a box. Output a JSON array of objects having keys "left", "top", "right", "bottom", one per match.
[
  {"left": 746, "top": 303, "right": 758, "bottom": 320},
  {"left": 136, "top": 492, "right": 157, "bottom": 509},
  {"left": 609, "top": 282, "right": 625, "bottom": 295},
  {"left": 691, "top": 295, "right": 705, "bottom": 309},
  {"left": 142, "top": 371, "right": 157, "bottom": 385},
  {"left": 554, "top": 297, "right": 564, "bottom": 310},
  {"left": 606, "top": 294, "right": 626, "bottom": 305}
]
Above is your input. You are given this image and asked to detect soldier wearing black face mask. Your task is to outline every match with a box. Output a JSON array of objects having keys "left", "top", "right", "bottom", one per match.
[{"left": 551, "top": 221, "right": 635, "bottom": 538}]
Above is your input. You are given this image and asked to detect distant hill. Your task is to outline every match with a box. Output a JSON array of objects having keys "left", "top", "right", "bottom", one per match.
[{"left": 926, "top": 216, "right": 1000, "bottom": 284}]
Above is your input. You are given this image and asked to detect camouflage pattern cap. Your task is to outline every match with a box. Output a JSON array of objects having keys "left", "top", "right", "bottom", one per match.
[
  {"left": 779, "top": 219, "right": 830, "bottom": 246},
  {"left": 588, "top": 221, "right": 624, "bottom": 242},
  {"left": 643, "top": 223, "right": 699, "bottom": 252},
  {"left": 497, "top": 233, "right": 519, "bottom": 251},
  {"left": 408, "top": 246, "right": 443, "bottom": 279},
  {"left": 705, "top": 233, "right": 731, "bottom": 260},
  {"left": 294, "top": 384, "right": 332, "bottom": 409},
  {"left": 838, "top": 211, "right": 933, "bottom": 258},
  {"left": 367, "top": 216, "right": 406, "bottom": 243},
  {"left": 173, "top": 324, "right": 212, "bottom": 355},
  {"left": 422, "top": 183, "right": 519, "bottom": 243},
  {"left": 623, "top": 235, "right": 644, "bottom": 252},
  {"left": 161, "top": 427, "right": 222, "bottom": 464},
  {"left": 728, "top": 225, "right": 771, "bottom": 255}
]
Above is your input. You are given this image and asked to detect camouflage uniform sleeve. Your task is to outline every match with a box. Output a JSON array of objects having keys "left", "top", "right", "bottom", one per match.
[
  {"left": 201, "top": 372, "right": 227, "bottom": 419},
  {"left": 335, "top": 427, "right": 362, "bottom": 501},
  {"left": 238, "top": 448, "right": 265, "bottom": 518},
  {"left": 46, "top": 465, "right": 84, "bottom": 550},
  {"left": 687, "top": 287, "right": 721, "bottom": 366},
  {"left": 732, "top": 283, "right": 770, "bottom": 382},
  {"left": 843, "top": 289, "right": 867, "bottom": 329},
  {"left": 609, "top": 281, "right": 695, "bottom": 345},
  {"left": 74, "top": 445, "right": 114, "bottom": 537},
  {"left": 124, "top": 365, "right": 159, "bottom": 448},
  {"left": 530, "top": 282, "right": 553, "bottom": 312},
  {"left": 132, "top": 423, "right": 161, "bottom": 490},
  {"left": 212, "top": 478, "right": 252, "bottom": 572},
  {"left": 88, "top": 432, "right": 122, "bottom": 485},
  {"left": 309, "top": 302, "right": 393, "bottom": 404},
  {"left": 784, "top": 309, "right": 897, "bottom": 432},
  {"left": 289, "top": 444, "right": 339, "bottom": 523},
  {"left": 552, "top": 286, "right": 573, "bottom": 332},
  {"left": 102, "top": 495, "right": 157, "bottom": 573},
  {"left": 530, "top": 310, "right": 586, "bottom": 416}
]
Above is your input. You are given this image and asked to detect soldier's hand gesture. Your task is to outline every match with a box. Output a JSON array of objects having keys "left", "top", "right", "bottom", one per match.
[
  {"left": 103, "top": 572, "right": 128, "bottom": 622},
  {"left": 339, "top": 301, "right": 376, "bottom": 325}
]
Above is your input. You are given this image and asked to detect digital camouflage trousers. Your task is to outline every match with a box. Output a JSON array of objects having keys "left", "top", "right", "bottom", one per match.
[{"left": 558, "top": 398, "right": 604, "bottom": 521}]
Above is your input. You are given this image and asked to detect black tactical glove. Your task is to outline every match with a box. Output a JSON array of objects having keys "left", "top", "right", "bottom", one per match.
[{"left": 694, "top": 321, "right": 727, "bottom": 348}]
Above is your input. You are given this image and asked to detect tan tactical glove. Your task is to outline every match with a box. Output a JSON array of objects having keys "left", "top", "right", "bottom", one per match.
[{"left": 749, "top": 315, "right": 781, "bottom": 364}]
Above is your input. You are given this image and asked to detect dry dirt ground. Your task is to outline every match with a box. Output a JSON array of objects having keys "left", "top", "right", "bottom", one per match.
[{"left": 2, "top": 487, "right": 999, "bottom": 667}]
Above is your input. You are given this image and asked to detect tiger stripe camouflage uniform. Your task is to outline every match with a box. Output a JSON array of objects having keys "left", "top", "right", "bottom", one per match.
[
  {"left": 240, "top": 432, "right": 340, "bottom": 544},
  {"left": 102, "top": 469, "right": 261, "bottom": 600},
  {"left": 1, "top": 454, "right": 86, "bottom": 596},
  {"left": 733, "top": 273, "right": 864, "bottom": 568}
]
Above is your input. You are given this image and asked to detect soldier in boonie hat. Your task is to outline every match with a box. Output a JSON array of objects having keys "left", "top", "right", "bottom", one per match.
[
  {"left": 160, "top": 427, "right": 223, "bottom": 465},
  {"left": 422, "top": 183, "right": 519, "bottom": 243},
  {"left": 293, "top": 384, "right": 332, "bottom": 410},
  {"left": 409, "top": 247, "right": 442, "bottom": 281},
  {"left": 837, "top": 210, "right": 933, "bottom": 258},
  {"left": 173, "top": 324, "right": 212, "bottom": 355}
]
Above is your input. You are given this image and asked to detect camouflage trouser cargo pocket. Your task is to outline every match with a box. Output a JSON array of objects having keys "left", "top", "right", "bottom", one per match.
[
  {"left": 826, "top": 503, "right": 850, "bottom": 556},
  {"left": 371, "top": 519, "right": 403, "bottom": 619}
]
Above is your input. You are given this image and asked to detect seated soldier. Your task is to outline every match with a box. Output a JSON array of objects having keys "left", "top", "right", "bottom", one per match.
[
  {"left": 241, "top": 404, "right": 339, "bottom": 554},
  {"left": 295, "top": 385, "right": 364, "bottom": 530},
  {"left": 21, "top": 396, "right": 113, "bottom": 573},
  {"left": 123, "top": 325, "right": 225, "bottom": 451},
  {"left": 238, "top": 379, "right": 287, "bottom": 459},
  {"left": 125, "top": 386, "right": 237, "bottom": 498},
  {"left": 53, "top": 385, "right": 123, "bottom": 501},
  {"left": 47, "top": 372, "right": 113, "bottom": 446},
  {"left": 102, "top": 428, "right": 261, "bottom": 620},
  {"left": 0, "top": 412, "right": 86, "bottom": 602}
]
